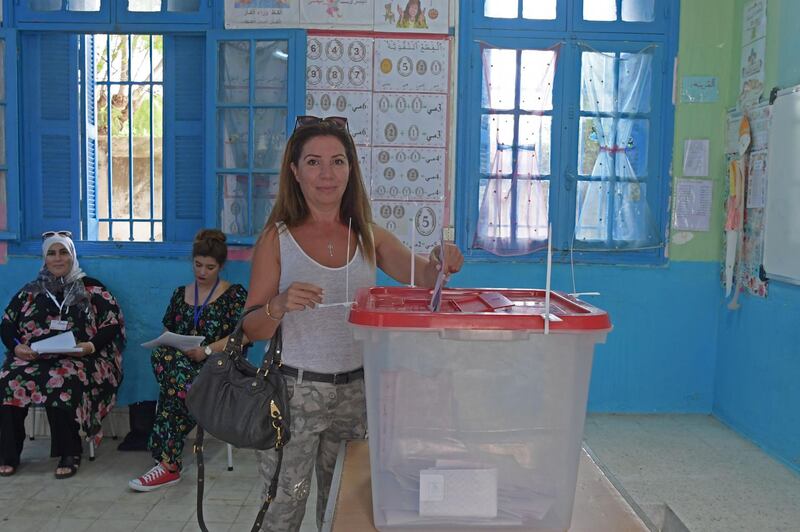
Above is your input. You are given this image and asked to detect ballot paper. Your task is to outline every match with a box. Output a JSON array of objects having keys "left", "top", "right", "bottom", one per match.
[
  {"left": 31, "top": 331, "right": 82, "bottom": 354},
  {"left": 141, "top": 332, "right": 204, "bottom": 351}
]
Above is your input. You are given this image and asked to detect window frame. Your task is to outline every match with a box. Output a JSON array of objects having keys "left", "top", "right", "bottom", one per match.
[
  {"left": 205, "top": 29, "right": 307, "bottom": 246},
  {"left": 0, "top": 29, "right": 20, "bottom": 242},
  {"left": 116, "top": 0, "right": 212, "bottom": 26},
  {"left": 15, "top": 0, "right": 112, "bottom": 25},
  {"left": 456, "top": 0, "right": 678, "bottom": 265}
]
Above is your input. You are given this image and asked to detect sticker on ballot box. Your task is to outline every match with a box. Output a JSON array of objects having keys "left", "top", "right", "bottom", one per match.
[{"left": 419, "top": 468, "right": 498, "bottom": 518}]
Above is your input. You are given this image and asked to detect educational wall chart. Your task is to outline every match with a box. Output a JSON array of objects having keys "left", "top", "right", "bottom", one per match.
[
  {"left": 225, "top": 0, "right": 301, "bottom": 27},
  {"left": 374, "top": 0, "right": 449, "bottom": 35},
  {"left": 225, "top": 0, "right": 449, "bottom": 32},
  {"left": 305, "top": 33, "right": 450, "bottom": 252},
  {"left": 723, "top": 102, "right": 771, "bottom": 298},
  {"left": 739, "top": 0, "right": 767, "bottom": 107},
  {"left": 301, "top": 0, "right": 373, "bottom": 27}
]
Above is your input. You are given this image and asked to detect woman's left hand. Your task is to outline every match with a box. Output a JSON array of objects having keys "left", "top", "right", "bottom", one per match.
[
  {"left": 184, "top": 346, "right": 207, "bottom": 362},
  {"left": 76, "top": 342, "right": 96, "bottom": 357},
  {"left": 430, "top": 243, "right": 464, "bottom": 277}
]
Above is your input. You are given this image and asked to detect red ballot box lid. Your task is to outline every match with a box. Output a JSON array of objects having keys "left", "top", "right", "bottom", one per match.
[{"left": 348, "top": 286, "right": 611, "bottom": 332}]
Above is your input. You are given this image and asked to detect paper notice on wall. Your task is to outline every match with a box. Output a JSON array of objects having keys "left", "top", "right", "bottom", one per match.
[
  {"left": 300, "top": 0, "right": 374, "bottom": 26},
  {"left": 747, "top": 149, "right": 768, "bottom": 208},
  {"left": 742, "top": 0, "right": 767, "bottom": 45},
  {"left": 682, "top": 139, "right": 710, "bottom": 177},
  {"left": 740, "top": 37, "right": 766, "bottom": 108},
  {"left": 224, "top": 0, "right": 300, "bottom": 28},
  {"left": 374, "top": 0, "right": 449, "bottom": 34},
  {"left": 673, "top": 178, "right": 713, "bottom": 232}
]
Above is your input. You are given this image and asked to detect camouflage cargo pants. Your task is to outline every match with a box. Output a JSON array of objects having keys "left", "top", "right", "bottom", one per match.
[{"left": 256, "top": 374, "right": 367, "bottom": 532}]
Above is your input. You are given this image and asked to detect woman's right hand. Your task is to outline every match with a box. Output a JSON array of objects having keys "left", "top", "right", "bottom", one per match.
[
  {"left": 13, "top": 343, "right": 37, "bottom": 361},
  {"left": 270, "top": 282, "right": 325, "bottom": 318}
]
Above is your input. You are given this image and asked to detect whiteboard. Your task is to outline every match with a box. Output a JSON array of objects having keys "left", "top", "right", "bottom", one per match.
[{"left": 763, "top": 86, "right": 800, "bottom": 285}]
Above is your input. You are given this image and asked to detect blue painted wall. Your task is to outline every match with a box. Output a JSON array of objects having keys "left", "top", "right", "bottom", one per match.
[
  {"left": 1, "top": 254, "right": 720, "bottom": 412},
  {"left": 0, "top": 255, "right": 255, "bottom": 405},
  {"left": 711, "top": 0, "right": 800, "bottom": 474}
]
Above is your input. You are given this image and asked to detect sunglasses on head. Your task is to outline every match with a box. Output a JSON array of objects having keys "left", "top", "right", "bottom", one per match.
[
  {"left": 42, "top": 230, "right": 72, "bottom": 240},
  {"left": 294, "top": 115, "right": 349, "bottom": 132}
]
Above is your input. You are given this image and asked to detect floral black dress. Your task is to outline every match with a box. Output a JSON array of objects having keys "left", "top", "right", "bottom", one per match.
[
  {"left": 149, "top": 283, "right": 246, "bottom": 467},
  {"left": 0, "top": 277, "right": 125, "bottom": 442}
]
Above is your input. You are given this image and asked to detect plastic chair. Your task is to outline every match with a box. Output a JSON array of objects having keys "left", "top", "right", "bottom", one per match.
[{"left": 28, "top": 406, "right": 117, "bottom": 460}]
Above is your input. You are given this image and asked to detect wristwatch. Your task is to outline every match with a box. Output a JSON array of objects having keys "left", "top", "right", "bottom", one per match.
[{"left": 204, "top": 345, "right": 213, "bottom": 357}]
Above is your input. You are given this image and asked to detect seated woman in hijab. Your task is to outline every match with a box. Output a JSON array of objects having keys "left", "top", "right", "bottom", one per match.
[{"left": 0, "top": 231, "right": 125, "bottom": 478}]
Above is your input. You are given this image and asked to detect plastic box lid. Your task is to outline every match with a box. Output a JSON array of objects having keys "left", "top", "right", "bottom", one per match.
[{"left": 348, "top": 286, "right": 611, "bottom": 331}]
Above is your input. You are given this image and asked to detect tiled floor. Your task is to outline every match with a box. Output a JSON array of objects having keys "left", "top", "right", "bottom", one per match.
[
  {"left": 584, "top": 414, "right": 800, "bottom": 532},
  {"left": 0, "top": 435, "right": 318, "bottom": 532},
  {"left": 2, "top": 414, "right": 798, "bottom": 531}
]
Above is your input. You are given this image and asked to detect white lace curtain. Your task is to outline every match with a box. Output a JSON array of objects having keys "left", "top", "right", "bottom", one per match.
[
  {"left": 473, "top": 44, "right": 558, "bottom": 256},
  {"left": 575, "top": 45, "right": 661, "bottom": 249}
]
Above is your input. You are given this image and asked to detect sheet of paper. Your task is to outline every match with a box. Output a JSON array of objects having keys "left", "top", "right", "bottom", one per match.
[
  {"left": 672, "top": 178, "right": 713, "bottom": 232},
  {"left": 682, "top": 139, "right": 710, "bottom": 177},
  {"left": 743, "top": 0, "right": 767, "bottom": 45},
  {"left": 746, "top": 149, "right": 768, "bottom": 208},
  {"left": 31, "top": 331, "right": 82, "bottom": 354},
  {"left": 740, "top": 37, "right": 766, "bottom": 107},
  {"left": 141, "top": 332, "right": 204, "bottom": 351}
]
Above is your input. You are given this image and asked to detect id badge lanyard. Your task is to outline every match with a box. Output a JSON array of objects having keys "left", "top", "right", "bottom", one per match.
[{"left": 45, "top": 286, "right": 71, "bottom": 331}]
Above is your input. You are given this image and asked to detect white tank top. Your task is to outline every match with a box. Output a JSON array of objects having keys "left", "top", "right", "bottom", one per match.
[{"left": 276, "top": 221, "right": 376, "bottom": 373}]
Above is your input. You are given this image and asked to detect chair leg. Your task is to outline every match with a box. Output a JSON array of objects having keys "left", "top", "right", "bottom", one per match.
[
  {"left": 29, "top": 406, "right": 36, "bottom": 440},
  {"left": 89, "top": 440, "right": 95, "bottom": 461},
  {"left": 109, "top": 412, "right": 118, "bottom": 440},
  {"left": 227, "top": 443, "right": 234, "bottom": 471}
]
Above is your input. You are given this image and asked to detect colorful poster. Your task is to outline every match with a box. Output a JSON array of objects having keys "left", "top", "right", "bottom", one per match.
[
  {"left": 225, "top": 0, "right": 300, "bottom": 28},
  {"left": 300, "top": 0, "right": 374, "bottom": 26},
  {"left": 373, "top": 38, "right": 449, "bottom": 93},
  {"left": 373, "top": 0, "right": 449, "bottom": 34}
]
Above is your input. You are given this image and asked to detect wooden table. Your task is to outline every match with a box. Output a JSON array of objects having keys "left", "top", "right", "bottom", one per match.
[{"left": 322, "top": 441, "right": 653, "bottom": 532}]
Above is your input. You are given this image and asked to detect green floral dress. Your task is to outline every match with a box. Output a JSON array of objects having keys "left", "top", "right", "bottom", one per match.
[{"left": 149, "top": 283, "right": 247, "bottom": 467}]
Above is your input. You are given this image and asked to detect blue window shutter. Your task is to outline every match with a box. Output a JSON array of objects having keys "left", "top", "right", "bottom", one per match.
[
  {"left": 22, "top": 33, "right": 80, "bottom": 238},
  {"left": 83, "top": 36, "right": 99, "bottom": 240},
  {"left": 164, "top": 34, "right": 205, "bottom": 242}
]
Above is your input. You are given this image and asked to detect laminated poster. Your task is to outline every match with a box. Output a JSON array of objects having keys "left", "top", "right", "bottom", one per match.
[
  {"left": 373, "top": 0, "right": 449, "bottom": 35},
  {"left": 225, "top": 0, "right": 300, "bottom": 27}
]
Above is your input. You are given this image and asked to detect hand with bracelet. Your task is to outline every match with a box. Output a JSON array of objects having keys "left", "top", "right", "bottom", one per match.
[{"left": 265, "top": 282, "right": 324, "bottom": 321}]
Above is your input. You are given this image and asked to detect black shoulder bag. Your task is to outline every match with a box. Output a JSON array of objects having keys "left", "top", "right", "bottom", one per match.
[{"left": 186, "top": 305, "right": 289, "bottom": 532}]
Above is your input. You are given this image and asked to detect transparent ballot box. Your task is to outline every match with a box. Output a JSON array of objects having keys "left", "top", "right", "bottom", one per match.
[{"left": 348, "top": 287, "right": 611, "bottom": 530}]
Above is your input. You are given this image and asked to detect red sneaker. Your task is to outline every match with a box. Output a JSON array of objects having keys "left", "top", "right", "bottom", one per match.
[{"left": 129, "top": 463, "right": 181, "bottom": 492}]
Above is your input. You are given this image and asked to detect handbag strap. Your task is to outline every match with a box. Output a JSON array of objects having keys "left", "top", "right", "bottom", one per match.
[
  {"left": 194, "top": 308, "right": 285, "bottom": 532},
  {"left": 194, "top": 427, "right": 283, "bottom": 532}
]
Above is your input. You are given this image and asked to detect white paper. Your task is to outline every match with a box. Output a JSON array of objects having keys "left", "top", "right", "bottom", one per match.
[
  {"left": 141, "top": 332, "right": 204, "bottom": 351},
  {"left": 374, "top": 0, "right": 449, "bottom": 34},
  {"left": 224, "top": 0, "right": 301, "bottom": 28},
  {"left": 683, "top": 139, "right": 710, "bottom": 177},
  {"left": 373, "top": 38, "right": 450, "bottom": 93},
  {"left": 742, "top": 0, "right": 767, "bottom": 45},
  {"left": 31, "top": 331, "right": 82, "bottom": 354},
  {"left": 672, "top": 178, "right": 713, "bottom": 232},
  {"left": 740, "top": 37, "right": 766, "bottom": 107},
  {"left": 747, "top": 149, "right": 768, "bottom": 208}
]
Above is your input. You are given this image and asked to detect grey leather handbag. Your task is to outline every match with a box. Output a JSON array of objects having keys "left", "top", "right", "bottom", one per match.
[{"left": 186, "top": 305, "right": 289, "bottom": 532}]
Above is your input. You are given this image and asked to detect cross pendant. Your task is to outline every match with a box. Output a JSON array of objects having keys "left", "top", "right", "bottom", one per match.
[{"left": 327, "top": 242, "right": 334, "bottom": 257}]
